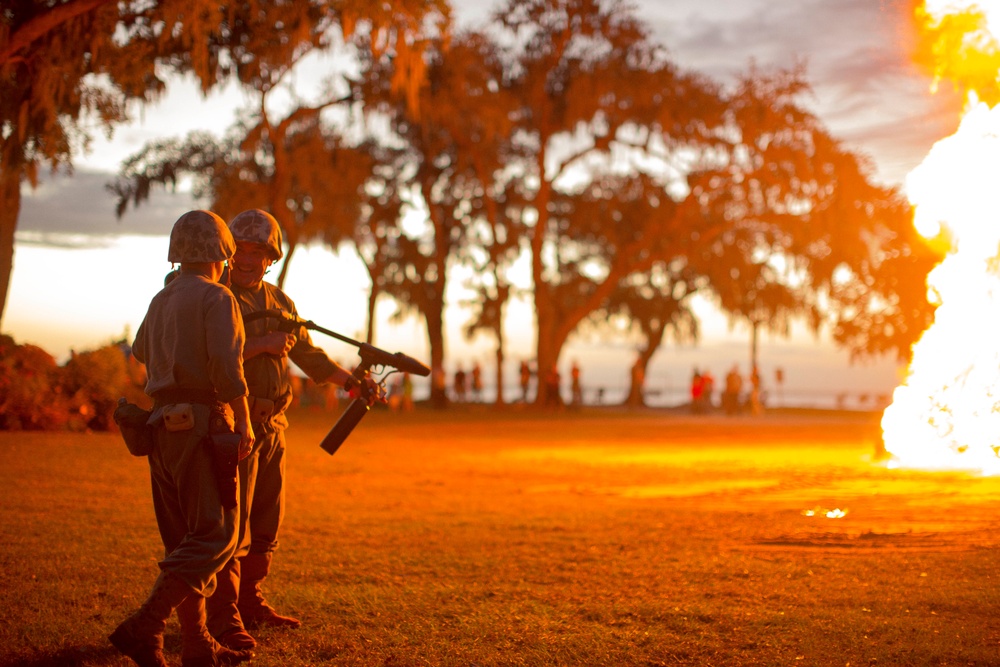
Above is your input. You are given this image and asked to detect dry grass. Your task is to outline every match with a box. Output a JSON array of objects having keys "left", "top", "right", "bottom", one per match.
[{"left": 2, "top": 406, "right": 1000, "bottom": 666}]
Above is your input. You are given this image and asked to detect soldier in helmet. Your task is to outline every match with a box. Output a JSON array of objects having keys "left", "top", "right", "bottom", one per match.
[
  {"left": 207, "top": 208, "right": 383, "bottom": 650},
  {"left": 109, "top": 210, "right": 255, "bottom": 667}
]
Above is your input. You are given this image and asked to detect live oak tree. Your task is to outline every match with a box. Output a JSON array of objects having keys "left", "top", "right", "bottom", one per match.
[
  {"left": 109, "top": 92, "right": 361, "bottom": 288},
  {"left": 682, "top": 66, "right": 932, "bottom": 374},
  {"left": 482, "top": 0, "right": 724, "bottom": 404},
  {"left": 487, "top": 32, "right": 925, "bottom": 405},
  {"left": 353, "top": 29, "right": 511, "bottom": 405},
  {"left": 0, "top": 0, "right": 327, "bottom": 327},
  {"left": 0, "top": 0, "right": 447, "bottom": 328}
]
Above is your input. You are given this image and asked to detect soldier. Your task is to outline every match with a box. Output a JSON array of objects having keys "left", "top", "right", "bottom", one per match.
[
  {"left": 109, "top": 210, "right": 255, "bottom": 667},
  {"left": 207, "top": 209, "right": 383, "bottom": 650}
]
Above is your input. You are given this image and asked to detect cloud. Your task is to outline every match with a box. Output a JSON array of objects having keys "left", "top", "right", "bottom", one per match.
[
  {"left": 16, "top": 170, "right": 199, "bottom": 248},
  {"left": 630, "top": 0, "right": 950, "bottom": 185}
]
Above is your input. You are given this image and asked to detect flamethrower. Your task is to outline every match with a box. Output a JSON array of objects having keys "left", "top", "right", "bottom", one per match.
[{"left": 243, "top": 309, "right": 430, "bottom": 455}]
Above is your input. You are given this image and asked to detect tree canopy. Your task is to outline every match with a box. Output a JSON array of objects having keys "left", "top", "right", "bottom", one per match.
[
  {"left": 95, "top": 0, "right": 934, "bottom": 405},
  {"left": 0, "top": 0, "right": 449, "bottom": 328}
]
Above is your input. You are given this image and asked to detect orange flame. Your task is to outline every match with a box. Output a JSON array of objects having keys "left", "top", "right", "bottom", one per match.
[{"left": 881, "top": 0, "right": 1000, "bottom": 474}]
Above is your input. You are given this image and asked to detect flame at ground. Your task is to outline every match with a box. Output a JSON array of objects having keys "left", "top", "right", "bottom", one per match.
[
  {"left": 882, "top": 109, "right": 1000, "bottom": 471},
  {"left": 881, "top": 0, "right": 1000, "bottom": 473}
]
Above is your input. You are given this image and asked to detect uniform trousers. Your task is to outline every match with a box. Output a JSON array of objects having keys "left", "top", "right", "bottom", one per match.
[{"left": 148, "top": 408, "right": 238, "bottom": 597}]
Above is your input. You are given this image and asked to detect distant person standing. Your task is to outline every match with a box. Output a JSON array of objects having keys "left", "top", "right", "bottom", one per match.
[
  {"left": 690, "top": 368, "right": 705, "bottom": 414},
  {"left": 453, "top": 365, "right": 467, "bottom": 403},
  {"left": 722, "top": 365, "right": 743, "bottom": 415},
  {"left": 471, "top": 362, "right": 483, "bottom": 402},
  {"left": 570, "top": 360, "right": 583, "bottom": 407},
  {"left": 701, "top": 369, "right": 716, "bottom": 411},
  {"left": 519, "top": 360, "right": 533, "bottom": 402},
  {"left": 109, "top": 210, "right": 255, "bottom": 667}
]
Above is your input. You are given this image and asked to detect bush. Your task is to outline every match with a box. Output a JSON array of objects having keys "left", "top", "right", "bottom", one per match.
[
  {"left": 61, "top": 342, "right": 150, "bottom": 431},
  {"left": 0, "top": 336, "right": 149, "bottom": 432},
  {"left": 0, "top": 335, "right": 72, "bottom": 430}
]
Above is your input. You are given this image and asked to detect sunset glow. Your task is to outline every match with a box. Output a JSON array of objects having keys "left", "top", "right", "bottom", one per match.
[{"left": 881, "top": 0, "right": 1000, "bottom": 473}]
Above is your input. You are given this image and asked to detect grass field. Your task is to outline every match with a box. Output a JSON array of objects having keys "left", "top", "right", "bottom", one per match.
[{"left": 2, "top": 406, "right": 1000, "bottom": 666}]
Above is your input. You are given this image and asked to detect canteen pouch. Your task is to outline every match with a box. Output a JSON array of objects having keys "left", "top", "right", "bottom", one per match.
[
  {"left": 163, "top": 403, "right": 195, "bottom": 432},
  {"left": 113, "top": 398, "right": 154, "bottom": 457},
  {"left": 204, "top": 410, "right": 240, "bottom": 510}
]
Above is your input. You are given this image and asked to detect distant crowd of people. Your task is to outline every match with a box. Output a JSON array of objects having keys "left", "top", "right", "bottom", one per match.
[
  {"left": 289, "top": 357, "right": 785, "bottom": 416},
  {"left": 691, "top": 364, "right": 777, "bottom": 416}
]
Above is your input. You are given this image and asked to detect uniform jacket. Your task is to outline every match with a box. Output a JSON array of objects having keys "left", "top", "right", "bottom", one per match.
[{"left": 233, "top": 280, "right": 338, "bottom": 431}]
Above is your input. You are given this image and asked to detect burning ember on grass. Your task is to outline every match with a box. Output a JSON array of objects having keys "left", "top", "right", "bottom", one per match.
[{"left": 881, "top": 0, "right": 1000, "bottom": 474}]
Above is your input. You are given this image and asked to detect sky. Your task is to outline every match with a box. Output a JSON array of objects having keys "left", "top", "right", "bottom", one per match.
[{"left": 4, "top": 0, "right": 962, "bottom": 406}]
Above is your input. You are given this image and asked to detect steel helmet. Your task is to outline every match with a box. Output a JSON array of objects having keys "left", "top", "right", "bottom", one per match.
[
  {"left": 229, "top": 209, "right": 284, "bottom": 260},
  {"left": 167, "top": 210, "right": 236, "bottom": 263}
]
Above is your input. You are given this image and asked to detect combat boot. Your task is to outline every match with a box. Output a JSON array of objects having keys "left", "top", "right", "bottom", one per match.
[
  {"left": 177, "top": 593, "right": 254, "bottom": 667},
  {"left": 109, "top": 569, "right": 193, "bottom": 667},
  {"left": 207, "top": 557, "right": 256, "bottom": 650},
  {"left": 237, "top": 552, "right": 300, "bottom": 629}
]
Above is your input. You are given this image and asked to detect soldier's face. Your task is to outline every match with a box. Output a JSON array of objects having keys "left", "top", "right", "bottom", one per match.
[{"left": 230, "top": 242, "right": 273, "bottom": 288}]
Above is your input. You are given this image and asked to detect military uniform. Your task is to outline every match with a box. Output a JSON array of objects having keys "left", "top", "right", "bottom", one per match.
[
  {"left": 109, "top": 210, "right": 254, "bottom": 667},
  {"left": 132, "top": 271, "right": 248, "bottom": 595},
  {"left": 236, "top": 282, "right": 338, "bottom": 553},
  {"left": 207, "top": 208, "right": 343, "bottom": 646}
]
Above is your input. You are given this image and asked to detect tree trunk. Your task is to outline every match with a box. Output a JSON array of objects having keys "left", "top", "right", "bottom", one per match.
[
  {"left": 492, "top": 299, "right": 506, "bottom": 406},
  {"left": 364, "top": 281, "right": 378, "bottom": 344},
  {"left": 275, "top": 239, "right": 296, "bottom": 290},
  {"left": 425, "top": 289, "right": 447, "bottom": 408},
  {"left": 625, "top": 325, "right": 665, "bottom": 408},
  {"left": 0, "top": 165, "right": 21, "bottom": 330}
]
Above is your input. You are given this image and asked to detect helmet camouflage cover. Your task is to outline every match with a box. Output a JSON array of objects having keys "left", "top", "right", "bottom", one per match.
[
  {"left": 229, "top": 209, "right": 284, "bottom": 260},
  {"left": 167, "top": 210, "right": 236, "bottom": 263}
]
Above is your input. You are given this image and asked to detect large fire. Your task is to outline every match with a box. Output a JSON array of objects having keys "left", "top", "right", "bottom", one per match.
[{"left": 881, "top": 0, "right": 1000, "bottom": 474}]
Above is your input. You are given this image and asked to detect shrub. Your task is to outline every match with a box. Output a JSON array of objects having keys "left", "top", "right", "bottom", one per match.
[
  {"left": 0, "top": 337, "right": 149, "bottom": 432},
  {"left": 0, "top": 335, "right": 72, "bottom": 430},
  {"left": 61, "top": 341, "right": 150, "bottom": 431}
]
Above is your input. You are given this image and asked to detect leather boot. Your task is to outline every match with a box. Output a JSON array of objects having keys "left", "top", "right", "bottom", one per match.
[
  {"left": 109, "top": 569, "right": 192, "bottom": 667},
  {"left": 207, "top": 557, "right": 256, "bottom": 650},
  {"left": 177, "top": 593, "right": 254, "bottom": 667},
  {"left": 237, "top": 552, "right": 300, "bottom": 629}
]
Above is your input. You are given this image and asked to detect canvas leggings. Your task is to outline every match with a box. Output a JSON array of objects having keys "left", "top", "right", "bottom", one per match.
[{"left": 148, "top": 413, "right": 239, "bottom": 597}]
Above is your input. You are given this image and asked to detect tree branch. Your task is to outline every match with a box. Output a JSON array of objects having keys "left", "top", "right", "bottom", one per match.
[{"left": 0, "top": 0, "right": 116, "bottom": 65}]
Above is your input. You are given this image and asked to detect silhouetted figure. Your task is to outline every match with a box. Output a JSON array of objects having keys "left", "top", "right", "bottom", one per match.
[
  {"left": 471, "top": 363, "right": 483, "bottom": 402},
  {"left": 570, "top": 360, "right": 583, "bottom": 407},
  {"left": 453, "top": 365, "right": 467, "bottom": 403},
  {"left": 519, "top": 360, "right": 533, "bottom": 402},
  {"left": 690, "top": 368, "right": 704, "bottom": 414},
  {"left": 701, "top": 369, "right": 715, "bottom": 411},
  {"left": 722, "top": 365, "right": 743, "bottom": 415}
]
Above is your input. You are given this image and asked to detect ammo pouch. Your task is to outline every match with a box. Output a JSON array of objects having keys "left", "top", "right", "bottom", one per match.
[
  {"left": 249, "top": 397, "right": 276, "bottom": 423},
  {"left": 113, "top": 398, "right": 154, "bottom": 457},
  {"left": 248, "top": 392, "right": 293, "bottom": 424},
  {"left": 204, "top": 411, "right": 240, "bottom": 510},
  {"left": 163, "top": 403, "right": 195, "bottom": 432}
]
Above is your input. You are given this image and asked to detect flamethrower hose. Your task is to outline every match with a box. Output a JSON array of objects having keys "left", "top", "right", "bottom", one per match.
[{"left": 242, "top": 309, "right": 430, "bottom": 455}]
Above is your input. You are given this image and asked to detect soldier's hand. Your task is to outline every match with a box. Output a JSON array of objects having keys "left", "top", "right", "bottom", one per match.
[
  {"left": 261, "top": 332, "right": 296, "bottom": 358},
  {"left": 358, "top": 376, "right": 387, "bottom": 407},
  {"left": 237, "top": 422, "right": 255, "bottom": 461}
]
